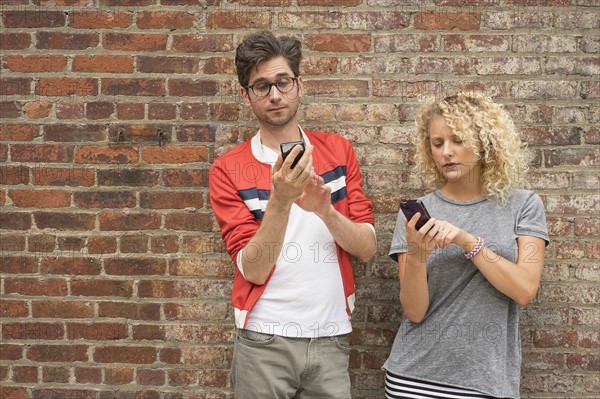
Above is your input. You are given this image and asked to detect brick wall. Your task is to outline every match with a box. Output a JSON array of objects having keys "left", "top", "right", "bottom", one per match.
[{"left": 1, "top": 0, "right": 598, "bottom": 398}]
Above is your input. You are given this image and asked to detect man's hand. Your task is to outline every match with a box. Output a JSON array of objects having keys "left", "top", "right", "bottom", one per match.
[
  {"left": 295, "top": 175, "right": 333, "bottom": 219},
  {"left": 271, "top": 144, "right": 314, "bottom": 205}
]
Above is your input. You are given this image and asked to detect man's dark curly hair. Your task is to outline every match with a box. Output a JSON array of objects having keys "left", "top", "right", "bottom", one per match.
[{"left": 235, "top": 30, "right": 302, "bottom": 88}]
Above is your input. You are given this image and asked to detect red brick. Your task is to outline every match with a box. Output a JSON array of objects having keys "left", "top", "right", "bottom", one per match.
[
  {"left": 137, "top": 369, "right": 165, "bottom": 386},
  {"left": 305, "top": 34, "right": 371, "bottom": 52},
  {"left": 117, "top": 103, "right": 145, "bottom": 120},
  {"left": 160, "top": 348, "right": 182, "bottom": 364},
  {"left": 3, "top": 55, "right": 67, "bottom": 72},
  {"left": 32, "top": 300, "right": 94, "bottom": 318},
  {"left": 5, "top": 278, "right": 68, "bottom": 296},
  {"left": 99, "top": 0, "right": 154, "bottom": 5},
  {"left": 58, "top": 236, "right": 85, "bottom": 252},
  {"left": 23, "top": 101, "right": 52, "bottom": 118},
  {"left": 172, "top": 34, "right": 233, "bottom": 52},
  {"left": 168, "top": 369, "right": 196, "bottom": 386},
  {"left": 0, "top": 300, "right": 28, "bottom": 318},
  {"left": 346, "top": 12, "right": 410, "bottom": 30},
  {"left": 32, "top": 167, "right": 94, "bottom": 187},
  {"left": 120, "top": 234, "right": 149, "bottom": 253},
  {"left": 164, "top": 302, "right": 229, "bottom": 321},
  {"left": 98, "top": 302, "right": 160, "bottom": 321},
  {"left": 34, "top": 212, "right": 96, "bottom": 231},
  {"left": 210, "top": 103, "right": 239, "bottom": 121},
  {"left": 138, "top": 280, "right": 201, "bottom": 298},
  {"left": 75, "top": 146, "right": 138, "bottom": 164},
  {"left": 0, "top": 123, "right": 39, "bottom": 141},
  {"left": 104, "top": 258, "right": 166, "bottom": 276},
  {"left": 169, "top": 258, "right": 232, "bottom": 278},
  {"left": 207, "top": 11, "right": 270, "bottom": 29},
  {"left": 40, "top": 257, "right": 101, "bottom": 275},
  {"left": 168, "top": 79, "right": 219, "bottom": 97},
  {"left": 102, "top": 78, "right": 166, "bottom": 97},
  {"left": 44, "top": 123, "right": 106, "bottom": 142},
  {"left": 162, "top": 168, "right": 209, "bottom": 187},
  {"left": 304, "top": 80, "right": 369, "bottom": 98},
  {"left": 97, "top": 168, "right": 160, "bottom": 187},
  {"left": 36, "top": 32, "right": 99, "bottom": 50},
  {"left": 3, "top": 323, "right": 64, "bottom": 340},
  {"left": 27, "top": 345, "right": 89, "bottom": 362},
  {"left": 415, "top": 11, "right": 481, "bottom": 30},
  {"left": 3, "top": 11, "right": 66, "bottom": 27},
  {"left": 140, "top": 191, "right": 203, "bottom": 209},
  {"left": 75, "top": 367, "right": 102, "bottom": 384},
  {"left": 0, "top": 212, "right": 31, "bottom": 230},
  {"left": 141, "top": 146, "right": 208, "bottom": 164},
  {"left": 73, "top": 55, "right": 133, "bottom": 73},
  {"left": 94, "top": 346, "right": 156, "bottom": 364},
  {"left": 0, "top": 256, "right": 37, "bottom": 274},
  {"left": 0, "top": 388, "right": 27, "bottom": 399},
  {"left": 567, "top": 354, "right": 600, "bottom": 371},
  {"left": 545, "top": 148, "right": 599, "bottom": 167},
  {"left": 151, "top": 236, "right": 179, "bottom": 254},
  {"left": 279, "top": 12, "right": 342, "bottom": 29},
  {"left": 74, "top": 191, "right": 136, "bottom": 208},
  {"left": 0, "top": 102, "right": 21, "bottom": 118},
  {"left": 413, "top": 57, "right": 471, "bottom": 75},
  {"left": 11, "top": 144, "right": 73, "bottom": 163},
  {"left": 0, "top": 33, "right": 31, "bottom": 50},
  {"left": 9, "top": 189, "right": 71, "bottom": 208},
  {"left": 42, "top": 366, "right": 69, "bottom": 383},
  {"left": 56, "top": 102, "right": 85, "bottom": 119},
  {"left": 13, "top": 366, "right": 38, "bottom": 383},
  {"left": 0, "top": 344, "right": 23, "bottom": 360},
  {"left": 534, "top": 330, "right": 579, "bottom": 348},
  {"left": 103, "top": 33, "right": 168, "bottom": 51},
  {"left": 148, "top": 103, "right": 177, "bottom": 120},
  {"left": 71, "top": 279, "right": 134, "bottom": 297},
  {"left": 106, "top": 367, "right": 134, "bottom": 385},
  {"left": 37, "top": 78, "right": 98, "bottom": 96},
  {"left": 137, "top": 56, "right": 199, "bottom": 74},
  {"left": 298, "top": 0, "right": 359, "bottom": 4},
  {"left": 196, "top": 369, "right": 228, "bottom": 388},
  {"left": 204, "top": 57, "right": 235, "bottom": 74},
  {"left": 165, "top": 213, "right": 213, "bottom": 231},
  {"left": 0, "top": 78, "right": 31, "bottom": 96},
  {"left": 0, "top": 165, "right": 29, "bottom": 185},
  {"left": 67, "top": 323, "right": 129, "bottom": 340},
  {"left": 70, "top": 10, "right": 132, "bottom": 29},
  {"left": 99, "top": 212, "right": 161, "bottom": 231},
  {"left": 88, "top": 236, "right": 117, "bottom": 254},
  {"left": 136, "top": 11, "right": 195, "bottom": 29},
  {"left": 29, "top": 234, "right": 55, "bottom": 252}
]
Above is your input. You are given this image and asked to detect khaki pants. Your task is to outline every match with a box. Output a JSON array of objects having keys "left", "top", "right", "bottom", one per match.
[{"left": 231, "top": 329, "right": 352, "bottom": 399}]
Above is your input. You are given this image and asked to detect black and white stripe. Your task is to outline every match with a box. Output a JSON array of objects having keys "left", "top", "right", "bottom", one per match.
[{"left": 385, "top": 372, "right": 500, "bottom": 399}]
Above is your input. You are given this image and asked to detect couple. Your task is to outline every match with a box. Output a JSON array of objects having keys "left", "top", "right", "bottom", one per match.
[{"left": 209, "top": 31, "right": 549, "bottom": 399}]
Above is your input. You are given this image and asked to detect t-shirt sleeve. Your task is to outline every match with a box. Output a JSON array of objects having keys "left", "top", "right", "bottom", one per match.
[
  {"left": 517, "top": 191, "right": 550, "bottom": 246},
  {"left": 389, "top": 208, "right": 409, "bottom": 262}
]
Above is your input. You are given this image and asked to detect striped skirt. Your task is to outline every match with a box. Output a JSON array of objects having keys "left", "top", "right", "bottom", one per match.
[{"left": 385, "top": 371, "right": 502, "bottom": 399}]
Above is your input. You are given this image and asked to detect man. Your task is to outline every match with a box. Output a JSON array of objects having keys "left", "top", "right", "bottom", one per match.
[{"left": 209, "top": 30, "right": 376, "bottom": 399}]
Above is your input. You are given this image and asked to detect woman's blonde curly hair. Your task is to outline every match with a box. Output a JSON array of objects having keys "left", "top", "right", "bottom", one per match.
[{"left": 414, "top": 92, "right": 531, "bottom": 204}]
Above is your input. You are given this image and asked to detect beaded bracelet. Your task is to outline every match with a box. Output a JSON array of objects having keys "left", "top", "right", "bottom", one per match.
[{"left": 465, "top": 236, "right": 484, "bottom": 260}]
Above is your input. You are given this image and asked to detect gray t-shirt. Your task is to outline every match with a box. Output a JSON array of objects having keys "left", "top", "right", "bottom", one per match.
[{"left": 385, "top": 189, "right": 549, "bottom": 398}]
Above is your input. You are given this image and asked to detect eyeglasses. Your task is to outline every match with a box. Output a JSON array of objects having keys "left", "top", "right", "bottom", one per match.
[{"left": 245, "top": 76, "right": 298, "bottom": 98}]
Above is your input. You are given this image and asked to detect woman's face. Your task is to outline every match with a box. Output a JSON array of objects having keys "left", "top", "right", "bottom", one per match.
[{"left": 428, "top": 114, "right": 482, "bottom": 184}]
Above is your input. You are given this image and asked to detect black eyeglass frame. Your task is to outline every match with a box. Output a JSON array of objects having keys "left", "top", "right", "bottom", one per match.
[{"left": 244, "top": 76, "right": 299, "bottom": 98}]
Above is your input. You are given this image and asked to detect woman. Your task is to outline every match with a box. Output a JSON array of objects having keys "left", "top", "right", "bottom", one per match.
[{"left": 384, "top": 93, "right": 549, "bottom": 398}]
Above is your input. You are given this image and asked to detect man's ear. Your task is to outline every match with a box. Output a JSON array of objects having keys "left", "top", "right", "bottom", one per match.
[
  {"left": 297, "top": 76, "right": 303, "bottom": 98},
  {"left": 240, "top": 86, "right": 251, "bottom": 106}
]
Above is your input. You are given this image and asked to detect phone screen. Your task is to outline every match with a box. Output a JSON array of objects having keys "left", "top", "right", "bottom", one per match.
[
  {"left": 400, "top": 200, "right": 431, "bottom": 230},
  {"left": 280, "top": 141, "right": 305, "bottom": 169}
]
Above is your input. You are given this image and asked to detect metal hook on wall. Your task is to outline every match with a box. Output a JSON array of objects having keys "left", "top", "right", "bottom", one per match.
[{"left": 156, "top": 128, "right": 167, "bottom": 147}]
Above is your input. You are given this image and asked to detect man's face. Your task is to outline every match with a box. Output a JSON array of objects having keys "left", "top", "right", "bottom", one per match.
[{"left": 240, "top": 56, "right": 303, "bottom": 128}]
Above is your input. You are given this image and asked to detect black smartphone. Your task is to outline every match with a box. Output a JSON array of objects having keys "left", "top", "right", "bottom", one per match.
[
  {"left": 400, "top": 199, "right": 432, "bottom": 230},
  {"left": 280, "top": 141, "right": 305, "bottom": 169}
]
